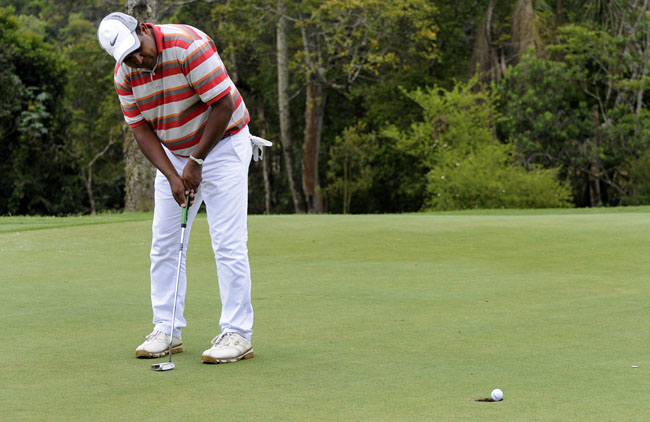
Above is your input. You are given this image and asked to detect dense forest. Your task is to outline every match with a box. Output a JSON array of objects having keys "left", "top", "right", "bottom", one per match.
[{"left": 2, "top": 0, "right": 650, "bottom": 215}]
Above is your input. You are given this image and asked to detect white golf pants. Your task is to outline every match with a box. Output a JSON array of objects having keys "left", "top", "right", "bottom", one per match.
[{"left": 150, "top": 126, "right": 253, "bottom": 340}]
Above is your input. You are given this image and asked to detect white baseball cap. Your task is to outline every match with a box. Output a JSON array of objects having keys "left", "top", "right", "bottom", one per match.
[{"left": 97, "top": 12, "right": 141, "bottom": 64}]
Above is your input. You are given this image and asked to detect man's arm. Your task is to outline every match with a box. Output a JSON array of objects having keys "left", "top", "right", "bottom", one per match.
[
  {"left": 181, "top": 94, "right": 235, "bottom": 193},
  {"left": 131, "top": 122, "right": 189, "bottom": 207}
]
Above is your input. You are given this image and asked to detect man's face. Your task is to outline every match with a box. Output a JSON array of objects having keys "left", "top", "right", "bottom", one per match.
[{"left": 123, "top": 24, "right": 158, "bottom": 69}]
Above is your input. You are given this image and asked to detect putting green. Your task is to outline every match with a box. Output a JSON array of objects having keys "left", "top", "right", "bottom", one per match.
[{"left": 2, "top": 208, "right": 650, "bottom": 421}]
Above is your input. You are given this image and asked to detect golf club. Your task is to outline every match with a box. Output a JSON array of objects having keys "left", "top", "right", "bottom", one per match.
[{"left": 151, "top": 194, "right": 190, "bottom": 372}]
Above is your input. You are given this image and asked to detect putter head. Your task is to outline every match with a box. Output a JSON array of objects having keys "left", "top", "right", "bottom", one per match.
[{"left": 151, "top": 362, "right": 175, "bottom": 371}]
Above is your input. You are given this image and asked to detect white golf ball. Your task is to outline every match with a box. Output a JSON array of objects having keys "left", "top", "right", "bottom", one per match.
[{"left": 491, "top": 388, "right": 503, "bottom": 401}]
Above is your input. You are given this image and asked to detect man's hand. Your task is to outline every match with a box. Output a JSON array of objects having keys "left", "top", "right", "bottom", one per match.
[
  {"left": 169, "top": 174, "right": 194, "bottom": 208},
  {"left": 182, "top": 160, "right": 202, "bottom": 199}
]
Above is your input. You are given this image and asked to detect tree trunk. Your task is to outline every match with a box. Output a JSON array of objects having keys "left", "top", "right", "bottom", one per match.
[
  {"left": 556, "top": 0, "right": 564, "bottom": 26},
  {"left": 302, "top": 75, "right": 326, "bottom": 213},
  {"left": 588, "top": 160, "right": 601, "bottom": 207},
  {"left": 262, "top": 149, "right": 271, "bottom": 215},
  {"left": 84, "top": 135, "right": 117, "bottom": 215},
  {"left": 486, "top": 0, "right": 499, "bottom": 79},
  {"left": 123, "top": 0, "right": 158, "bottom": 212},
  {"left": 589, "top": 106, "right": 602, "bottom": 207},
  {"left": 126, "top": 0, "right": 158, "bottom": 21},
  {"left": 83, "top": 167, "right": 96, "bottom": 215},
  {"left": 512, "top": 0, "right": 536, "bottom": 60},
  {"left": 471, "top": 0, "right": 500, "bottom": 82},
  {"left": 255, "top": 100, "right": 272, "bottom": 214},
  {"left": 635, "top": 1, "right": 650, "bottom": 135},
  {"left": 229, "top": 46, "right": 239, "bottom": 84},
  {"left": 343, "top": 149, "right": 349, "bottom": 214},
  {"left": 123, "top": 127, "right": 156, "bottom": 212},
  {"left": 485, "top": 0, "right": 495, "bottom": 52},
  {"left": 277, "top": 0, "right": 305, "bottom": 213}
]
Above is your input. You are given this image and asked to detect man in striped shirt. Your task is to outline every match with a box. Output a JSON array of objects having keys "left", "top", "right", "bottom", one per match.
[{"left": 98, "top": 12, "right": 255, "bottom": 364}]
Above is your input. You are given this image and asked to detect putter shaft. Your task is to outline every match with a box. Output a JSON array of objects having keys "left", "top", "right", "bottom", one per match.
[{"left": 152, "top": 195, "right": 189, "bottom": 372}]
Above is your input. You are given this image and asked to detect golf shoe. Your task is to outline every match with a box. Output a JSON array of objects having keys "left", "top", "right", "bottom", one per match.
[
  {"left": 201, "top": 332, "right": 254, "bottom": 363},
  {"left": 135, "top": 331, "right": 182, "bottom": 358}
]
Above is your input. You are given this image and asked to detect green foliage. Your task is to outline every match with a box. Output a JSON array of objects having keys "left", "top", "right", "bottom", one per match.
[
  {"left": 500, "top": 22, "right": 650, "bottom": 206},
  {"left": 0, "top": 4, "right": 123, "bottom": 215},
  {"left": 622, "top": 150, "right": 650, "bottom": 205},
  {"left": 6, "top": 0, "right": 650, "bottom": 214},
  {"left": 308, "top": 0, "right": 439, "bottom": 74},
  {"left": 386, "top": 78, "right": 571, "bottom": 210},
  {"left": 427, "top": 2, "right": 489, "bottom": 87},
  {"left": 427, "top": 143, "right": 572, "bottom": 210},
  {"left": 294, "top": 0, "right": 439, "bottom": 103},
  {"left": 0, "top": 6, "right": 85, "bottom": 215},
  {"left": 390, "top": 82, "right": 496, "bottom": 164},
  {"left": 173, "top": 0, "right": 441, "bottom": 214},
  {"left": 549, "top": 24, "right": 625, "bottom": 107},
  {"left": 497, "top": 53, "right": 593, "bottom": 170},
  {"left": 325, "top": 123, "right": 374, "bottom": 213},
  {"left": 61, "top": 12, "right": 125, "bottom": 212}
]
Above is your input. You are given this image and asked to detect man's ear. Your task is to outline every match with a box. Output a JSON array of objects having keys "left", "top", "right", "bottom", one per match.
[{"left": 140, "top": 23, "right": 150, "bottom": 34}]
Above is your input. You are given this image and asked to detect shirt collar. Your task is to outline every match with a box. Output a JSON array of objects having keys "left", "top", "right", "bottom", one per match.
[{"left": 146, "top": 23, "right": 164, "bottom": 56}]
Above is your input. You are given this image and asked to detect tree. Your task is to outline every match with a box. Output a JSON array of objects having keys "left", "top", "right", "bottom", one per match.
[
  {"left": 385, "top": 79, "right": 571, "bottom": 210},
  {"left": 511, "top": 0, "right": 553, "bottom": 60},
  {"left": 470, "top": 0, "right": 506, "bottom": 82},
  {"left": 61, "top": 13, "right": 124, "bottom": 214},
  {"left": 0, "top": 6, "right": 83, "bottom": 215},
  {"left": 471, "top": 0, "right": 555, "bottom": 83},
  {"left": 325, "top": 123, "right": 373, "bottom": 213},
  {"left": 123, "top": 0, "right": 158, "bottom": 212},
  {"left": 276, "top": 0, "right": 305, "bottom": 213},
  {"left": 499, "top": 16, "right": 650, "bottom": 206},
  {"left": 293, "top": 0, "right": 438, "bottom": 212}
]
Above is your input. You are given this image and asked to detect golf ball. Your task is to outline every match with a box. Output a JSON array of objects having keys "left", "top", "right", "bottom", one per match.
[{"left": 491, "top": 388, "right": 503, "bottom": 401}]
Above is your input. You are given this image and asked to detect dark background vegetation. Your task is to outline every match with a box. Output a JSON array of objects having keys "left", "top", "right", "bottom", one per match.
[{"left": 3, "top": 0, "right": 650, "bottom": 215}]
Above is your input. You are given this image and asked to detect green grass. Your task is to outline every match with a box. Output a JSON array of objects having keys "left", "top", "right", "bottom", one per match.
[
  {"left": 0, "top": 212, "right": 151, "bottom": 233},
  {"left": 2, "top": 208, "right": 650, "bottom": 421}
]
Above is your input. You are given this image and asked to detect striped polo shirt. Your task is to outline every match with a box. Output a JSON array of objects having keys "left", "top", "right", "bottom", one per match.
[{"left": 114, "top": 23, "right": 249, "bottom": 156}]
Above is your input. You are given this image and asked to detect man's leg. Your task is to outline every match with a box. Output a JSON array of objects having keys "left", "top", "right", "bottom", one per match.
[
  {"left": 150, "top": 168, "right": 203, "bottom": 336},
  {"left": 136, "top": 150, "right": 203, "bottom": 358},
  {"left": 200, "top": 128, "right": 254, "bottom": 363}
]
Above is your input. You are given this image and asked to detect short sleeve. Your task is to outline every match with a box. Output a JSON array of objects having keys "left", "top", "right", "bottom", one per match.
[
  {"left": 114, "top": 67, "right": 145, "bottom": 128},
  {"left": 181, "top": 38, "right": 231, "bottom": 105}
]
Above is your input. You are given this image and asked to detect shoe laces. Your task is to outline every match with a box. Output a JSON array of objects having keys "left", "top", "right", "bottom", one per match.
[
  {"left": 211, "top": 332, "right": 236, "bottom": 346},
  {"left": 146, "top": 330, "right": 168, "bottom": 341}
]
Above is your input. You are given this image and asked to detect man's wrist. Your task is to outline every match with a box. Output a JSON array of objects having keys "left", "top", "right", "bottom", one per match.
[{"left": 189, "top": 154, "right": 204, "bottom": 165}]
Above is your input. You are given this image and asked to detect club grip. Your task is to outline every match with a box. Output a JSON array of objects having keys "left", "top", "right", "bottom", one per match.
[{"left": 181, "top": 194, "right": 189, "bottom": 226}]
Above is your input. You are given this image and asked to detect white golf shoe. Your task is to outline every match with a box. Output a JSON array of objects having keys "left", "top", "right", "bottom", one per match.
[
  {"left": 135, "top": 331, "right": 182, "bottom": 358},
  {"left": 201, "top": 332, "right": 254, "bottom": 363}
]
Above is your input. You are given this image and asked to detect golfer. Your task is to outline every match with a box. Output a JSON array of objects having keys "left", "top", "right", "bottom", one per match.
[{"left": 97, "top": 12, "right": 255, "bottom": 364}]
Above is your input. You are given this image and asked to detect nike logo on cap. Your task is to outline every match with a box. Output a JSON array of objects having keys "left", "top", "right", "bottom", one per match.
[{"left": 110, "top": 34, "right": 118, "bottom": 46}]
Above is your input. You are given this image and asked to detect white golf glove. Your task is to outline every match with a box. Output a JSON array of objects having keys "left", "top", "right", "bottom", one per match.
[{"left": 251, "top": 135, "right": 273, "bottom": 161}]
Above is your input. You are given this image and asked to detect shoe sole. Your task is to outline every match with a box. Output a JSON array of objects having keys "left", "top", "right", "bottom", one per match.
[
  {"left": 136, "top": 344, "right": 183, "bottom": 359},
  {"left": 201, "top": 348, "right": 254, "bottom": 364}
]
